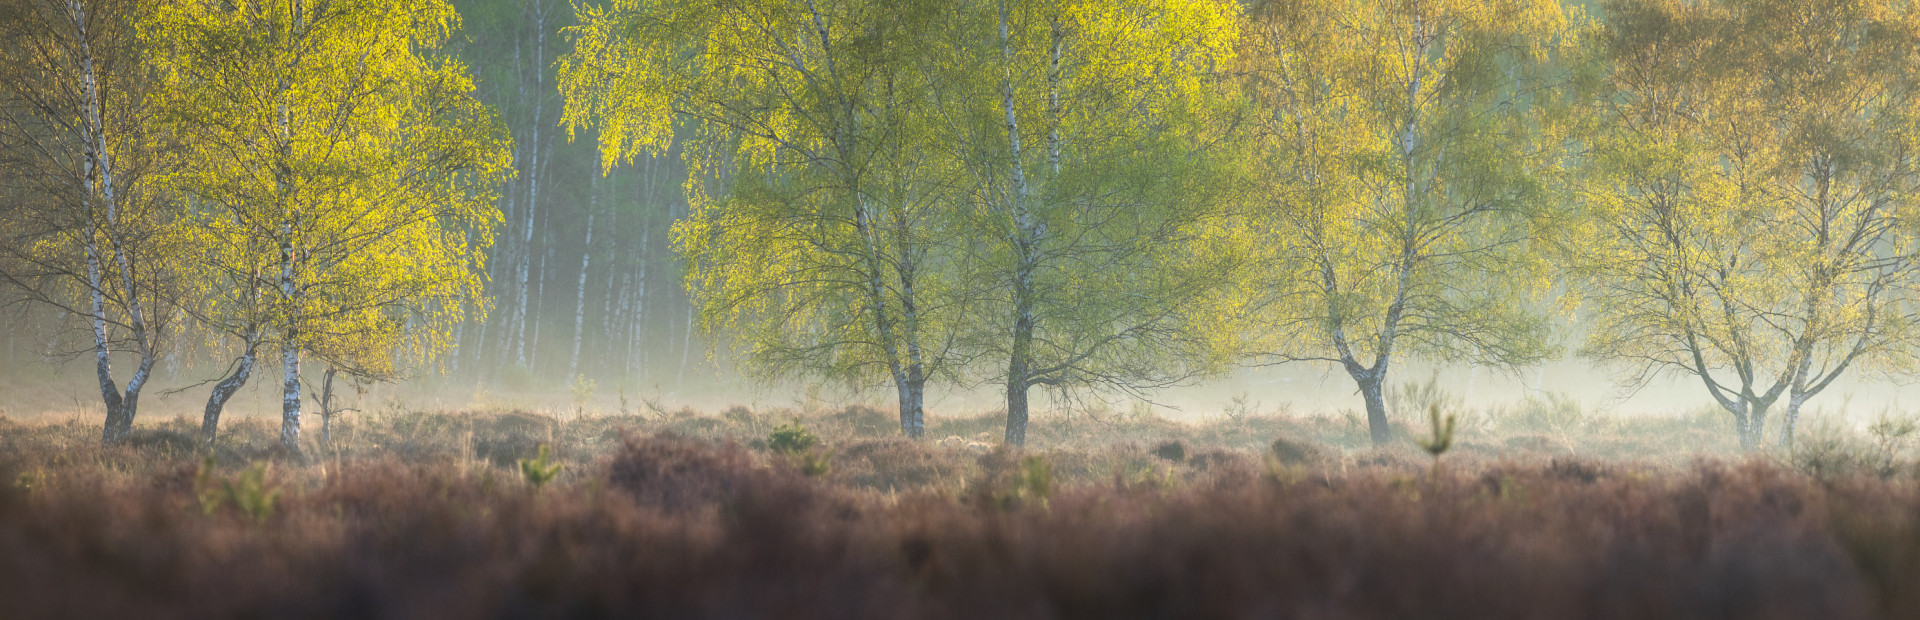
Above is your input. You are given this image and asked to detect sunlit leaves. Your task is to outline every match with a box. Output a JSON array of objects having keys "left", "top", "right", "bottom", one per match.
[{"left": 145, "top": 0, "right": 511, "bottom": 374}]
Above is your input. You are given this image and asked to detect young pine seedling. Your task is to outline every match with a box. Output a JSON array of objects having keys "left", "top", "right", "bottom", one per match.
[
  {"left": 1417, "top": 403, "right": 1457, "bottom": 482},
  {"left": 518, "top": 444, "right": 564, "bottom": 489},
  {"left": 769, "top": 421, "right": 831, "bottom": 476}
]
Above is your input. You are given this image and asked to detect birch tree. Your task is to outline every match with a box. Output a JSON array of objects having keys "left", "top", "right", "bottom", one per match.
[
  {"left": 0, "top": 0, "right": 182, "bottom": 444},
  {"left": 943, "top": 0, "right": 1242, "bottom": 446},
  {"left": 1233, "top": 0, "right": 1572, "bottom": 445},
  {"left": 147, "top": 0, "right": 510, "bottom": 450},
  {"left": 1576, "top": 0, "right": 1920, "bottom": 449},
  {"left": 561, "top": 0, "right": 977, "bottom": 438}
]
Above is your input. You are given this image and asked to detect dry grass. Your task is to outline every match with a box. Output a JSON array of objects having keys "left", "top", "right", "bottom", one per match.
[{"left": 0, "top": 401, "right": 1915, "bottom": 618}]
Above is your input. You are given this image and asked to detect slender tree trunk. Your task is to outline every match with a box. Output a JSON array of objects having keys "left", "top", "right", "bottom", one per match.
[
  {"left": 632, "top": 212, "right": 651, "bottom": 381},
  {"left": 119, "top": 352, "right": 153, "bottom": 441},
  {"left": 617, "top": 271, "right": 634, "bottom": 377},
  {"left": 900, "top": 365, "right": 926, "bottom": 439},
  {"left": 281, "top": 340, "right": 301, "bottom": 451},
  {"left": 530, "top": 234, "right": 551, "bottom": 369},
  {"left": 1353, "top": 370, "right": 1391, "bottom": 445},
  {"left": 676, "top": 298, "right": 693, "bottom": 387},
  {"left": 318, "top": 366, "right": 337, "bottom": 447},
  {"left": 569, "top": 212, "right": 594, "bottom": 378},
  {"left": 1005, "top": 373, "right": 1030, "bottom": 447},
  {"left": 997, "top": 0, "right": 1041, "bottom": 447},
  {"left": 68, "top": 0, "right": 134, "bottom": 444},
  {"left": 1779, "top": 392, "right": 1811, "bottom": 450},
  {"left": 513, "top": 6, "right": 549, "bottom": 370},
  {"left": 201, "top": 335, "right": 260, "bottom": 444},
  {"left": 898, "top": 273, "right": 927, "bottom": 438},
  {"left": 86, "top": 221, "right": 123, "bottom": 443}
]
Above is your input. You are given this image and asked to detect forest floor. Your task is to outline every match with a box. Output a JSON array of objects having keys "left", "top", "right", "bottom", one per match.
[{"left": 3, "top": 398, "right": 1918, "bottom": 618}]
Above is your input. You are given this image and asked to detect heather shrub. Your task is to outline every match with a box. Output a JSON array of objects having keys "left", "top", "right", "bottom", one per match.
[
  {"left": 1151, "top": 440, "right": 1186, "bottom": 462},
  {"left": 833, "top": 438, "right": 959, "bottom": 492},
  {"left": 1791, "top": 417, "right": 1876, "bottom": 481},
  {"left": 1269, "top": 432, "right": 1329, "bottom": 465},
  {"left": 604, "top": 433, "right": 820, "bottom": 514},
  {"left": 10, "top": 404, "right": 1920, "bottom": 618}
]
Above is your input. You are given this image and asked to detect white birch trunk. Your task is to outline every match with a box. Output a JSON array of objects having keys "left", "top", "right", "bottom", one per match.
[
  {"left": 512, "top": 3, "right": 549, "bottom": 369},
  {"left": 281, "top": 340, "right": 301, "bottom": 450},
  {"left": 530, "top": 235, "right": 551, "bottom": 368},
  {"left": 998, "top": 0, "right": 1041, "bottom": 447},
  {"left": 569, "top": 212, "right": 594, "bottom": 378}
]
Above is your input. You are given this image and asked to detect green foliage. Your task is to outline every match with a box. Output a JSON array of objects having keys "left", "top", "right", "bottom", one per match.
[
  {"left": 1572, "top": 0, "right": 1920, "bottom": 449},
  {"left": 13, "top": 468, "right": 48, "bottom": 494},
  {"left": 769, "top": 421, "right": 819, "bottom": 456},
  {"left": 568, "top": 375, "right": 596, "bottom": 411},
  {"left": 145, "top": 0, "right": 511, "bottom": 382},
  {"left": 767, "top": 420, "right": 830, "bottom": 476},
  {"left": 517, "top": 444, "right": 564, "bottom": 489},
  {"left": 1231, "top": 0, "right": 1576, "bottom": 443},
  {"left": 195, "top": 456, "right": 281, "bottom": 523},
  {"left": 996, "top": 455, "right": 1054, "bottom": 511}
]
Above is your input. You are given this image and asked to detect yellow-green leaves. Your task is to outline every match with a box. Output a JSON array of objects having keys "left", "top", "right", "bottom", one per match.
[
  {"left": 146, "top": 0, "right": 510, "bottom": 375},
  {"left": 1576, "top": 0, "right": 1920, "bottom": 448},
  {"left": 1231, "top": 0, "right": 1576, "bottom": 443}
]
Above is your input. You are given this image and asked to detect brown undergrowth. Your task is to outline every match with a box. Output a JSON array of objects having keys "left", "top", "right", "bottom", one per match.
[{"left": 0, "top": 404, "right": 1916, "bottom": 618}]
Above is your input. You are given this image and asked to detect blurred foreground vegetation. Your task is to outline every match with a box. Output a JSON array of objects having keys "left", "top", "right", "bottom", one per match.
[{"left": 6, "top": 400, "right": 1920, "bottom": 618}]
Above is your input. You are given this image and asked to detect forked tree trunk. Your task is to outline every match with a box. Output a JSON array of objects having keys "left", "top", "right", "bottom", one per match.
[
  {"left": 116, "top": 355, "right": 153, "bottom": 442},
  {"left": 69, "top": 0, "right": 145, "bottom": 445}
]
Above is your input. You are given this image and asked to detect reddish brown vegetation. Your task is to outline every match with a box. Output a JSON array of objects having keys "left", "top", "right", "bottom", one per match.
[{"left": 1, "top": 406, "right": 1916, "bottom": 618}]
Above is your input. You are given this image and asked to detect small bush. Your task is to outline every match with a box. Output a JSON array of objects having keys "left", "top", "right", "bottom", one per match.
[
  {"left": 1270, "top": 434, "right": 1327, "bottom": 465},
  {"left": 195, "top": 457, "right": 281, "bottom": 523},
  {"left": 770, "top": 420, "right": 820, "bottom": 455},
  {"left": 1151, "top": 440, "right": 1186, "bottom": 462},
  {"left": 1869, "top": 411, "right": 1919, "bottom": 476},
  {"left": 1790, "top": 418, "right": 1874, "bottom": 480}
]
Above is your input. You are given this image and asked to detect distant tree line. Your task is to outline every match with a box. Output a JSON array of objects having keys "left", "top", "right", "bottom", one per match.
[{"left": 4, "top": 0, "right": 1919, "bottom": 452}]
